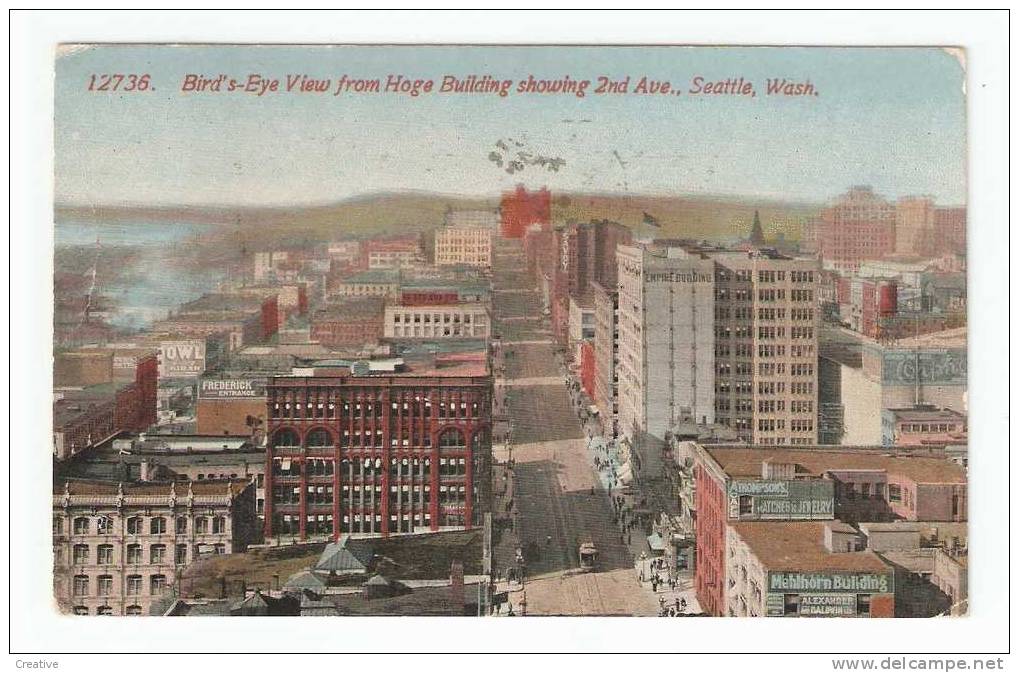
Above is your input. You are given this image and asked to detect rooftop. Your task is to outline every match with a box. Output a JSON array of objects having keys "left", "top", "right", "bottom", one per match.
[
  {"left": 58, "top": 477, "right": 251, "bottom": 498},
  {"left": 312, "top": 296, "right": 385, "bottom": 319},
  {"left": 177, "top": 293, "right": 271, "bottom": 314},
  {"left": 731, "top": 521, "right": 890, "bottom": 574},
  {"left": 886, "top": 326, "right": 967, "bottom": 350},
  {"left": 338, "top": 269, "right": 401, "bottom": 284},
  {"left": 886, "top": 407, "right": 967, "bottom": 423},
  {"left": 704, "top": 445, "right": 967, "bottom": 485},
  {"left": 281, "top": 346, "right": 490, "bottom": 380}
]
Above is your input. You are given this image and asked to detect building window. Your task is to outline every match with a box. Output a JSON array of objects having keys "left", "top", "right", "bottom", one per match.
[
  {"left": 438, "top": 429, "right": 466, "bottom": 449},
  {"left": 97, "top": 544, "right": 114, "bottom": 565},
  {"left": 738, "top": 496, "right": 753, "bottom": 516},
  {"left": 888, "top": 484, "right": 902, "bottom": 503},
  {"left": 212, "top": 516, "right": 226, "bottom": 534},
  {"left": 150, "top": 517, "right": 167, "bottom": 535},
  {"left": 126, "top": 516, "right": 143, "bottom": 535},
  {"left": 97, "top": 575, "right": 113, "bottom": 596},
  {"left": 126, "top": 605, "right": 142, "bottom": 616},
  {"left": 150, "top": 574, "right": 167, "bottom": 596},
  {"left": 150, "top": 544, "right": 167, "bottom": 564},
  {"left": 126, "top": 544, "right": 142, "bottom": 565},
  {"left": 73, "top": 575, "right": 89, "bottom": 597},
  {"left": 273, "top": 428, "right": 300, "bottom": 447},
  {"left": 783, "top": 594, "right": 800, "bottom": 616},
  {"left": 73, "top": 517, "right": 90, "bottom": 535},
  {"left": 53, "top": 515, "right": 63, "bottom": 535},
  {"left": 73, "top": 606, "right": 89, "bottom": 615},
  {"left": 176, "top": 516, "right": 188, "bottom": 534},
  {"left": 306, "top": 428, "right": 333, "bottom": 448},
  {"left": 72, "top": 544, "right": 89, "bottom": 565},
  {"left": 175, "top": 544, "right": 188, "bottom": 565},
  {"left": 857, "top": 594, "right": 872, "bottom": 616},
  {"left": 126, "top": 575, "right": 142, "bottom": 596},
  {"left": 97, "top": 515, "right": 114, "bottom": 535},
  {"left": 195, "top": 517, "right": 208, "bottom": 534}
]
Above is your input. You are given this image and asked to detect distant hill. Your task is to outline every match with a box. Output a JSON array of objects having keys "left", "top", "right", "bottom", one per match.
[
  {"left": 553, "top": 192, "right": 820, "bottom": 243},
  {"left": 56, "top": 192, "right": 498, "bottom": 249},
  {"left": 56, "top": 189, "right": 820, "bottom": 246}
]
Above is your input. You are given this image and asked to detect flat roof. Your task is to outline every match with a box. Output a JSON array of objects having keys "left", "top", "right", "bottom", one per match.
[
  {"left": 278, "top": 349, "right": 490, "bottom": 381},
  {"left": 313, "top": 296, "right": 385, "bottom": 318},
  {"left": 730, "top": 521, "right": 890, "bottom": 574},
  {"left": 885, "top": 326, "right": 967, "bottom": 350},
  {"left": 704, "top": 445, "right": 966, "bottom": 485},
  {"left": 886, "top": 407, "right": 967, "bottom": 422}
]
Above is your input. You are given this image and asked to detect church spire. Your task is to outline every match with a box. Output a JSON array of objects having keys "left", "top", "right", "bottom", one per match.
[{"left": 749, "top": 210, "right": 766, "bottom": 246}]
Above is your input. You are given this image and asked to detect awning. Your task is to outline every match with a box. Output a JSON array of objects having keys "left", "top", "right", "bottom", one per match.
[{"left": 647, "top": 533, "right": 666, "bottom": 552}]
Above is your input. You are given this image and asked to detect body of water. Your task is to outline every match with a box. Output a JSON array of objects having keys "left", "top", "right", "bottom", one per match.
[{"left": 55, "top": 218, "right": 227, "bottom": 330}]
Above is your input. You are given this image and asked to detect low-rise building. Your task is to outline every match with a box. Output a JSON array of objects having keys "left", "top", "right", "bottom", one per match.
[
  {"left": 384, "top": 303, "right": 490, "bottom": 340},
  {"left": 53, "top": 478, "right": 258, "bottom": 616},
  {"left": 310, "top": 297, "right": 385, "bottom": 349},
  {"left": 329, "top": 269, "right": 401, "bottom": 299},
  {"left": 435, "top": 226, "right": 493, "bottom": 268},
  {"left": 726, "top": 521, "right": 895, "bottom": 618},
  {"left": 881, "top": 406, "right": 967, "bottom": 447},
  {"left": 195, "top": 375, "right": 269, "bottom": 440},
  {"left": 692, "top": 443, "right": 966, "bottom": 616},
  {"left": 365, "top": 235, "right": 424, "bottom": 270}
]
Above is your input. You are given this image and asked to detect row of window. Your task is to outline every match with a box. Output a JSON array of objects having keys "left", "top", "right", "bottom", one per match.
[
  {"left": 272, "top": 427, "right": 482, "bottom": 450},
  {"left": 56, "top": 515, "right": 227, "bottom": 537},
  {"left": 72, "top": 605, "right": 144, "bottom": 615},
  {"left": 391, "top": 312, "right": 487, "bottom": 324},
  {"left": 898, "top": 422, "right": 962, "bottom": 434},
  {"left": 72, "top": 573, "right": 172, "bottom": 597},
  {"left": 269, "top": 395, "right": 487, "bottom": 421}
]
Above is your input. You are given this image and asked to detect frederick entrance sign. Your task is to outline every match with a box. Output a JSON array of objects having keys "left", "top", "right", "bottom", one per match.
[{"left": 198, "top": 377, "right": 267, "bottom": 399}]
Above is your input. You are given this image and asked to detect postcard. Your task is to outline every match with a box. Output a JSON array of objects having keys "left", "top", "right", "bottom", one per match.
[{"left": 49, "top": 43, "right": 970, "bottom": 622}]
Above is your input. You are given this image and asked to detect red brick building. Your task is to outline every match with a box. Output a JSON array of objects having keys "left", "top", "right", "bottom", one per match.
[
  {"left": 155, "top": 292, "right": 280, "bottom": 350},
  {"left": 500, "top": 185, "right": 551, "bottom": 239},
  {"left": 692, "top": 444, "right": 967, "bottom": 616},
  {"left": 819, "top": 186, "right": 896, "bottom": 272},
  {"left": 263, "top": 352, "right": 493, "bottom": 540},
  {"left": 309, "top": 297, "right": 385, "bottom": 348}
]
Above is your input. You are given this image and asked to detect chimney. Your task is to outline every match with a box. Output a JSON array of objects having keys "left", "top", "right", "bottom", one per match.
[{"left": 449, "top": 560, "right": 465, "bottom": 616}]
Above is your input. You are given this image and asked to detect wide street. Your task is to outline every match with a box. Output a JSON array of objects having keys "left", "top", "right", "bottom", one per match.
[{"left": 489, "top": 237, "right": 660, "bottom": 616}]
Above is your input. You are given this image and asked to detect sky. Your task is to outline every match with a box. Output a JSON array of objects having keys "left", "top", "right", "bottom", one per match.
[{"left": 55, "top": 45, "right": 967, "bottom": 207}]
